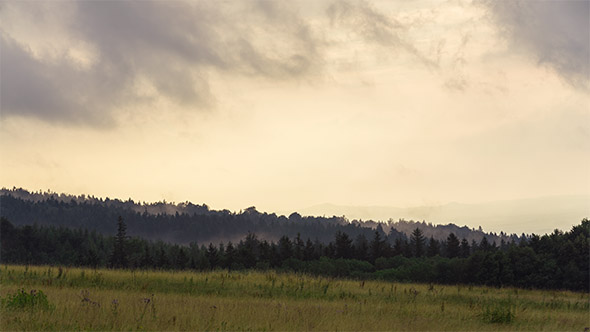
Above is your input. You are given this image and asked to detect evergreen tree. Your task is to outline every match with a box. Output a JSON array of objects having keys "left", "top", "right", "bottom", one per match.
[
  {"left": 278, "top": 235, "right": 293, "bottom": 261},
  {"left": 224, "top": 242, "right": 237, "bottom": 269},
  {"left": 175, "top": 247, "right": 188, "bottom": 269},
  {"left": 370, "top": 229, "right": 386, "bottom": 262},
  {"left": 239, "top": 233, "right": 259, "bottom": 268},
  {"left": 410, "top": 228, "right": 426, "bottom": 257},
  {"left": 446, "top": 233, "right": 460, "bottom": 258},
  {"left": 294, "top": 233, "right": 304, "bottom": 260},
  {"left": 156, "top": 246, "right": 169, "bottom": 269},
  {"left": 426, "top": 236, "right": 439, "bottom": 257},
  {"left": 393, "top": 238, "right": 404, "bottom": 257},
  {"left": 479, "top": 237, "right": 490, "bottom": 251},
  {"left": 303, "top": 238, "right": 316, "bottom": 261},
  {"left": 206, "top": 243, "right": 219, "bottom": 268},
  {"left": 258, "top": 240, "right": 272, "bottom": 265},
  {"left": 334, "top": 231, "right": 353, "bottom": 259},
  {"left": 109, "top": 216, "right": 128, "bottom": 268},
  {"left": 460, "top": 238, "right": 470, "bottom": 258},
  {"left": 354, "top": 234, "right": 369, "bottom": 261},
  {"left": 140, "top": 244, "right": 153, "bottom": 268}
]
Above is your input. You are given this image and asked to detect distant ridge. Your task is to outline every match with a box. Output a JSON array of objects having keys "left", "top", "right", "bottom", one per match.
[
  {"left": 300, "top": 195, "right": 590, "bottom": 235},
  {"left": 3, "top": 187, "right": 585, "bottom": 246}
]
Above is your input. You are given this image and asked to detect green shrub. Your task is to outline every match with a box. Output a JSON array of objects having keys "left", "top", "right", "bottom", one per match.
[
  {"left": 481, "top": 303, "right": 515, "bottom": 324},
  {"left": 1, "top": 289, "right": 54, "bottom": 311}
]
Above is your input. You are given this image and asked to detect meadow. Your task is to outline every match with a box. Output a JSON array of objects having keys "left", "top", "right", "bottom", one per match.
[{"left": 1, "top": 265, "right": 588, "bottom": 331}]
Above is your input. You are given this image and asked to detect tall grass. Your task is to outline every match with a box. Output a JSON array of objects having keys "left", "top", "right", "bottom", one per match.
[{"left": 1, "top": 265, "right": 588, "bottom": 331}]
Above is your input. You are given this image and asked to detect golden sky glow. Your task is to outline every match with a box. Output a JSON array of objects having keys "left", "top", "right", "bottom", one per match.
[{"left": 1, "top": 1, "right": 588, "bottom": 232}]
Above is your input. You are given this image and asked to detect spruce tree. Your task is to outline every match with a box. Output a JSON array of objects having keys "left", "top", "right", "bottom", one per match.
[
  {"left": 206, "top": 243, "right": 219, "bottom": 268},
  {"left": 370, "top": 229, "right": 386, "bottom": 262},
  {"left": 109, "top": 216, "right": 128, "bottom": 269},
  {"left": 426, "top": 236, "right": 439, "bottom": 257},
  {"left": 446, "top": 233, "right": 460, "bottom": 258},
  {"left": 334, "top": 231, "right": 353, "bottom": 259},
  {"left": 460, "top": 238, "right": 471, "bottom": 257},
  {"left": 410, "top": 228, "right": 426, "bottom": 257}
]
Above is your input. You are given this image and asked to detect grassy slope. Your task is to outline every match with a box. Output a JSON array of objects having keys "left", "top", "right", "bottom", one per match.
[{"left": 1, "top": 265, "right": 588, "bottom": 331}]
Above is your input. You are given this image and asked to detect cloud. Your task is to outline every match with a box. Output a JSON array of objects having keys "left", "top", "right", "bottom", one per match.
[
  {"left": 1, "top": 1, "right": 322, "bottom": 126},
  {"left": 326, "top": 1, "right": 438, "bottom": 69},
  {"left": 481, "top": 0, "right": 589, "bottom": 89}
]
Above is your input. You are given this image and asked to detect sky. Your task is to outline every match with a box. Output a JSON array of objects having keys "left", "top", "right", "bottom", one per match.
[{"left": 1, "top": 0, "right": 589, "bottom": 225}]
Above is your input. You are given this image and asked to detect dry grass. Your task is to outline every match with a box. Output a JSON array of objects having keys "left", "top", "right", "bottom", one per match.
[{"left": 1, "top": 265, "right": 588, "bottom": 331}]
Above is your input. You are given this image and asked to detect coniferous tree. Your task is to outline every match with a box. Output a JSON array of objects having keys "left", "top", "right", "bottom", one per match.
[
  {"left": 294, "top": 233, "right": 304, "bottom": 260},
  {"left": 109, "top": 216, "right": 128, "bottom": 268},
  {"left": 278, "top": 235, "right": 293, "bottom": 261},
  {"left": 224, "top": 242, "right": 237, "bottom": 269},
  {"left": 175, "top": 247, "right": 188, "bottom": 269},
  {"left": 334, "top": 231, "right": 353, "bottom": 259},
  {"left": 303, "top": 238, "right": 316, "bottom": 261},
  {"left": 354, "top": 234, "right": 370, "bottom": 261},
  {"left": 393, "top": 238, "right": 404, "bottom": 256},
  {"left": 370, "top": 229, "right": 386, "bottom": 262},
  {"left": 156, "top": 246, "right": 169, "bottom": 269},
  {"left": 426, "top": 236, "right": 439, "bottom": 257},
  {"left": 479, "top": 237, "right": 490, "bottom": 251},
  {"left": 410, "top": 228, "right": 426, "bottom": 257},
  {"left": 446, "top": 233, "right": 460, "bottom": 258},
  {"left": 239, "top": 233, "right": 259, "bottom": 268},
  {"left": 86, "top": 248, "right": 100, "bottom": 268},
  {"left": 140, "top": 244, "right": 153, "bottom": 268},
  {"left": 258, "top": 240, "right": 272, "bottom": 265},
  {"left": 206, "top": 243, "right": 219, "bottom": 268},
  {"left": 460, "top": 238, "right": 470, "bottom": 258},
  {"left": 324, "top": 242, "right": 336, "bottom": 258}
]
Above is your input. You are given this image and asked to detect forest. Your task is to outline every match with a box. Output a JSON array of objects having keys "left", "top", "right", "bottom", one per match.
[
  {"left": 1, "top": 188, "right": 518, "bottom": 245},
  {"left": 2, "top": 216, "right": 588, "bottom": 292}
]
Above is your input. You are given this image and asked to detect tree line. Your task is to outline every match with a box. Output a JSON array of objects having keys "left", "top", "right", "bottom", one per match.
[
  {"left": 1, "top": 189, "right": 516, "bottom": 246},
  {"left": 2, "top": 217, "right": 587, "bottom": 292}
]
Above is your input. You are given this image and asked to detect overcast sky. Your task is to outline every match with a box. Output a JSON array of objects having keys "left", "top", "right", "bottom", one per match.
[{"left": 1, "top": 0, "right": 589, "bottom": 218}]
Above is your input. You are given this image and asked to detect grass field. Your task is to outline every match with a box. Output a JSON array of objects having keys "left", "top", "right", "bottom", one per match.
[{"left": 1, "top": 265, "right": 588, "bottom": 331}]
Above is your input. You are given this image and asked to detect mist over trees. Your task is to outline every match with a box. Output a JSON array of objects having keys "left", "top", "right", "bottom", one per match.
[
  {"left": 5, "top": 187, "right": 586, "bottom": 292},
  {"left": 1, "top": 216, "right": 588, "bottom": 291},
  {"left": 1, "top": 188, "right": 518, "bottom": 246}
]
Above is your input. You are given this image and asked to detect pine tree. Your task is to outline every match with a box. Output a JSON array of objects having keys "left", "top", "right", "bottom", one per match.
[{"left": 109, "top": 216, "right": 128, "bottom": 268}]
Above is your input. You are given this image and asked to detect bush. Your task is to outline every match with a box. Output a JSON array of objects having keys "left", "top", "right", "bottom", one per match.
[
  {"left": 481, "top": 303, "right": 515, "bottom": 324},
  {"left": 1, "top": 289, "right": 54, "bottom": 311}
]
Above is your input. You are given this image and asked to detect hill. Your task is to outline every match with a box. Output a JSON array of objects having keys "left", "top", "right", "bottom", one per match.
[
  {"left": 301, "top": 195, "right": 590, "bottom": 235},
  {"left": 0, "top": 188, "right": 534, "bottom": 245}
]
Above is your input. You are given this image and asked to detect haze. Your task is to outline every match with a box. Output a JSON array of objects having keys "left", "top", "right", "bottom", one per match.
[{"left": 1, "top": 1, "right": 588, "bottom": 233}]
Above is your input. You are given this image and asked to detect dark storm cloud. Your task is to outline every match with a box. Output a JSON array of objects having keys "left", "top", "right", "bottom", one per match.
[
  {"left": 0, "top": 34, "right": 115, "bottom": 126},
  {"left": 1, "top": 1, "right": 321, "bottom": 126},
  {"left": 481, "top": 0, "right": 589, "bottom": 89}
]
